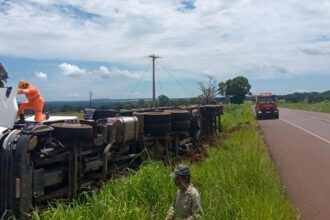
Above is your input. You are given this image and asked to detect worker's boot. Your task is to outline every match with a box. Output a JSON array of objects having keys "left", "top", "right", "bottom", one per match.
[{"left": 18, "top": 114, "right": 25, "bottom": 124}]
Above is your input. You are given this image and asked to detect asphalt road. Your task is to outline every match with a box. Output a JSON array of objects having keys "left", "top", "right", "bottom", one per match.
[{"left": 258, "top": 108, "right": 330, "bottom": 220}]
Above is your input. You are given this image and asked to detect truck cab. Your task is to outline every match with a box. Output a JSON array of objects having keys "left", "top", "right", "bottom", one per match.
[
  {"left": 255, "top": 93, "right": 279, "bottom": 119},
  {"left": 0, "top": 87, "right": 18, "bottom": 129}
]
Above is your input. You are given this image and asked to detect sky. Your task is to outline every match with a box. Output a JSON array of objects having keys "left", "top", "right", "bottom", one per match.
[{"left": 0, "top": 0, "right": 330, "bottom": 101}]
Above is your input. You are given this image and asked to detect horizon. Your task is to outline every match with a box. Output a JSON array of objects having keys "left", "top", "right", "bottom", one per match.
[{"left": 43, "top": 89, "right": 330, "bottom": 103}]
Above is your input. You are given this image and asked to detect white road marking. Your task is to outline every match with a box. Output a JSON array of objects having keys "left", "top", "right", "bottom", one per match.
[
  {"left": 280, "top": 118, "right": 330, "bottom": 144},
  {"left": 295, "top": 113, "right": 330, "bottom": 124}
]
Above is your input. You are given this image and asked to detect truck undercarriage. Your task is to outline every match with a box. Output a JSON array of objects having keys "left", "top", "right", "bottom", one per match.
[{"left": 0, "top": 87, "right": 223, "bottom": 219}]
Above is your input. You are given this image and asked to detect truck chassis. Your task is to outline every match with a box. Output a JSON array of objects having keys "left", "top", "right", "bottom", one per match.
[{"left": 0, "top": 104, "right": 222, "bottom": 219}]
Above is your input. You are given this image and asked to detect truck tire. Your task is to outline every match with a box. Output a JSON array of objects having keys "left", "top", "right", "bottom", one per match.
[
  {"left": 202, "top": 111, "right": 217, "bottom": 118},
  {"left": 165, "top": 110, "right": 190, "bottom": 121},
  {"left": 143, "top": 112, "right": 171, "bottom": 124},
  {"left": 172, "top": 121, "right": 191, "bottom": 131},
  {"left": 203, "top": 105, "right": 222, "bottom": 113},
  {"left": 144, "top": 123, "right": 171, "bottom": 134},
  {"left": 0, "top": 150, "right": 15, "bottom": 219},
  {"left": 51, "top": 123, "right": 93, "bottom": 139}
]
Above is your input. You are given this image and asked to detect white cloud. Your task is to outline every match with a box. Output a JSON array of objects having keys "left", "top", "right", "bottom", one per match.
[
  {"left": 0, "top": 0, "right": 329, "bottom": 85},
  {"left": 95, "top": 66, "right": 140, "bottom": 79},
  {"left": 35, "top": 71, "right": 47, "bottom": 80},
  {"left": 96, "top": 66, "right": 111, "bottom": 78},
  {"left": 59, "top": 63, "right": 87, "bottom": 77}
]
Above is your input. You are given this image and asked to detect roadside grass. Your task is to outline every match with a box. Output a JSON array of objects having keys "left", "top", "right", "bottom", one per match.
[
  {"left": 279, "top": 101, "right": 330, "bottom": 113},
  {"left": 31, "top": 104, "right": 296, "bottom": 220}
]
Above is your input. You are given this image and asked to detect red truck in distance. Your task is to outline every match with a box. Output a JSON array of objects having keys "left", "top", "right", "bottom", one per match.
[{"left": 255, "top": 93, "right": 279, "bottom": 119}]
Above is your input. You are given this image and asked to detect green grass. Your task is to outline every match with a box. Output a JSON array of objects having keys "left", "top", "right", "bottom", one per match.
[
  {"left": 279, "top": 101, "right": 330, "bottom": 113},
  {"left": 31, "top": 104, "right": 297, "bottom": 220}
]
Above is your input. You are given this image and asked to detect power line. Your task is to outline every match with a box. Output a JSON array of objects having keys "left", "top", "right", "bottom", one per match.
[
  {"left": 156, "top": 61, "right": 194, "bottom": 97},
  {"left": 127, "top": 63, "right": 151, "bottom": 100},
  {"left": 157, "top": 76, "right": 164, "bottom": 96}
]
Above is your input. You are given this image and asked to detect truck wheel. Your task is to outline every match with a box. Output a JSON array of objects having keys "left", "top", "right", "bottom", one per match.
[
  {"left": 203, "top": 105, "right": 222, "bottom": 114},
  {"left": 51, "top": 123, "right": 93, "bottom": 139},
  {"left": 143, "top": 112, "right": 171, "bottom": 124},
  {"left": 144, "top": 123, "right": 171, "bottom": 134},
  {"left": 202, "top": 111, "right": 217, "bottom": 118},
  {"left": 172, "top": 121, "right": 191, "bottom": 131},
  {"left": 165, "top": 110, "right": 190, "bottom": 121},
  {"left": 0, "top": 150, "right": 15, "bottom": 219}
]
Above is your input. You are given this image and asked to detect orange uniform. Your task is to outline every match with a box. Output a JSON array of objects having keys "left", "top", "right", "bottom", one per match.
[{"left": 18, "top": 84, "right": 45, "bottom": 122}]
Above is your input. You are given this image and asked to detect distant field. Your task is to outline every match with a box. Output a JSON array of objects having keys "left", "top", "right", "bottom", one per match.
[
  {"left": 31, "top": 104, "right": 296, "bottom": 220},
  {"left": 279, "top": 101, "right": 330, "bottom": 113},
  {"left": 51, "top": 111, "right": 84, "bottom": 119}
]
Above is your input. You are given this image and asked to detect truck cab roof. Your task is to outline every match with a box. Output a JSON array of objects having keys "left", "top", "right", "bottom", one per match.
[{"left": 258, "top": 92, "right": 273, "bottom": 97}]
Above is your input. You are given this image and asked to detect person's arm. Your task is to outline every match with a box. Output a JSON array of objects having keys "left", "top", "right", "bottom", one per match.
[
  {"left": 166, "top": 206, "right": 175, "bottom": 220},
  {"left": 21, "top": 87, "right": 38, "bottom": 96}
]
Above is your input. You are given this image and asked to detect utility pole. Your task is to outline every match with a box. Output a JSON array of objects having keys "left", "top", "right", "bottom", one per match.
[
  {"left": 148, "top": 54, "right": 161, "bottom": 109},
  {"left": 89, "top": 90, "right": 93, "bottom": 108}
]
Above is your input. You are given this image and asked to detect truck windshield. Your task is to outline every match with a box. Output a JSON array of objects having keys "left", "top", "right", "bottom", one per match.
[{"left": 257, "top": 96, "right": 276, "bottom": 104}]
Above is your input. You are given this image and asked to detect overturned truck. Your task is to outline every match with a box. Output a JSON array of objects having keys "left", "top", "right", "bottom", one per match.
[{"left": 0, "top": 87, "right": 223, "bottom": 219}]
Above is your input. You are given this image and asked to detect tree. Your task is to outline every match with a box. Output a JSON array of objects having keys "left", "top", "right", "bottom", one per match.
[
  {"left": 218, "top": 82, "right": 226, "bottom": 97},
  {"left": 158, "top": 95, "right": 171, "bottom": 107},
  {"left": 198, "top": 75, "right": 217, "bottom": 104},
  {"left": 138, "top": 99, "right": 145, "bottom": 107},
  {"left": 0, "top": 63, "right": 9, "bottom": 88},
  {"left": 218, "top": 76, "right": 251, "bottom": 104},
  {"left": 177, "top": 98, "right": 189, "bottom": 106},
  {"left": 190, "top": 96, "right": 203, "bottom": 105},
  {"left": 112, "top": 102, "right": 124, "bottom": 110}
]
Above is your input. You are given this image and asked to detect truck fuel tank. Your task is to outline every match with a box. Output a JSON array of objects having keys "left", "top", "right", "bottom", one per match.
[{"left": 97, "top": 116, "right": 139, "bottom": 144}]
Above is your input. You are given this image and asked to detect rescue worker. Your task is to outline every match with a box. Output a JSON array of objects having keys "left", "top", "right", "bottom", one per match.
[
  {"left": 166, "top": 164, "right": 203, "bottom": 220},
  {"left": 17, "top": 80, "right": 47, "bottom": 123}
]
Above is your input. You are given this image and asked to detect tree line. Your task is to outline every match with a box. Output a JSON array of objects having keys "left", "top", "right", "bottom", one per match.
[
  {"left": 45, "top": 76, "right": 252, "bottom": 113},
  {"left": 278, "top": 90, "right": 330, "bottom": 103},
  {"left": 45, "top": 97, "right": 223, "bottom": 113}
]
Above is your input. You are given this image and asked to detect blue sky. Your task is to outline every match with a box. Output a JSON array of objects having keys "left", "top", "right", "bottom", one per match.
[{"left": 0, "top": 0, "right": 329, "bottom": 101}]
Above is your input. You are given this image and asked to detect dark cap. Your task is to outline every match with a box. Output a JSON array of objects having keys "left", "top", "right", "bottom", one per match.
[{"left": 171, "top": 164, "right": 190, "bottom": 178}]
